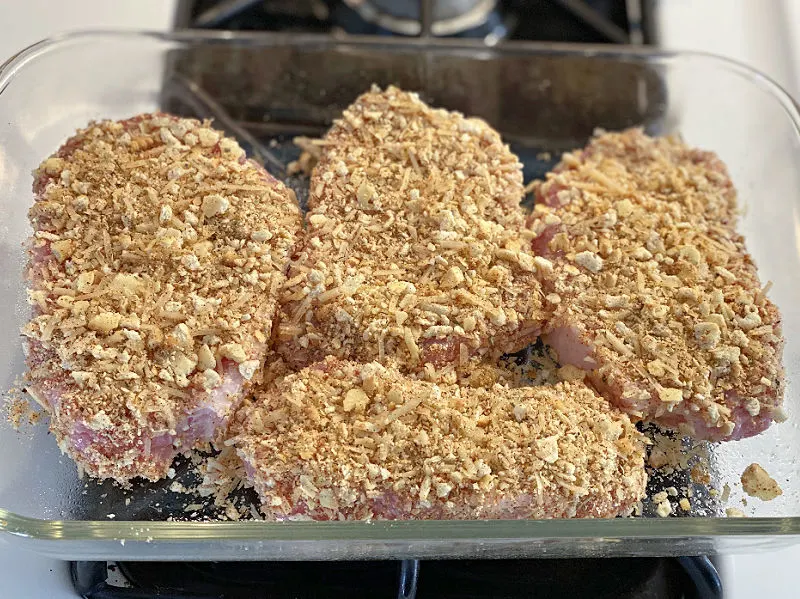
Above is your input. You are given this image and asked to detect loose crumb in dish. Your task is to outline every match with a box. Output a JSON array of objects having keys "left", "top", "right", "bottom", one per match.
[{"left": 740, "top": 463, "right": 782, "bottom": 501}]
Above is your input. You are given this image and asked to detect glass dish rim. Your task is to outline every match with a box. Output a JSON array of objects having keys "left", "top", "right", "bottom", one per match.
[{"left": 1, "top": 29, "right": 799, "bottom": 544}]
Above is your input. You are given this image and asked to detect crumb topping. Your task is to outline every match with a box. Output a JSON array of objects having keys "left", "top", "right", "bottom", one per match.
[
  {"left": 549, "top": 128, "right": 738, "bottom": 225},
  {"left": 234, "top": 358, "right": 646, "bottom": 520},
  {"left": 528, "top": 129, "right": 784, "bottom": 440},
  {"left": 740, "top": 463, "right": 782, "bottom": 501},
  {"left": 23, "top": 113, "right": 301, "bottom": 477},
  {"left": 277, "top": 86, "right": 545, "bottom": 369},
  {"left": 287, "top": 136, "right": 322, "bottom": 177}
]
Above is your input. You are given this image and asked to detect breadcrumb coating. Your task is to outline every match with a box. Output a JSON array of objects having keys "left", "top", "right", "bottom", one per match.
[
  {"left": 276, "top": 86, "right": 546, "bottom": 371},
  {"left": 528, "top": 129, "right": 784, "bottom": 441},
  {"left": 233, "top": 357, "right": 647, "bottom": 520},
  {"left": 24, "top": 113, "right": 301, "bottom": 480}
]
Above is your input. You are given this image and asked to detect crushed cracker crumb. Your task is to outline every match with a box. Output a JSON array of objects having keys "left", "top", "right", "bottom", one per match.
[
  {"left": 234, "top": 358, "right": 647, "bottom": 520},
  {"left": 276, "top": 86, "right": 545, "bottom": 371},
  {"left": 740, "top": 463, "right": 782, "bottom": 501}
]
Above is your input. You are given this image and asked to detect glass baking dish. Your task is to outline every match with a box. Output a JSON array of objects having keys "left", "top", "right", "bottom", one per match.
[{"left": 1, "top": 31, "right": 799, "bottom": 561}]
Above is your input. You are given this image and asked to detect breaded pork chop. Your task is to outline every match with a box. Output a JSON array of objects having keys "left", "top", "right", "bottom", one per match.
[
  {"left": 276, "top": 86, "right": 548, "bottom": 371},
  {"left": 233, "top": 358, "right": 647, "bottom": 520},
  {"left": 24, "top": 114, "right": 301, "bottom": 481},
  {"left": 527, "top": 129, "right": 785, "bottom": 442}
]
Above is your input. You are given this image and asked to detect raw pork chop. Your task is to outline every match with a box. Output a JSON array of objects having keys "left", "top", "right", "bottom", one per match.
[
  {"left": 276, "top": 86, "right": 548, "bottom": 371},
  {"left": 527, "top": 129, "right": 785, "bottom": 442},
  {"left": 23, "top": 114, "right": 301, "bottom": 481},
  {"left": 233, "top": 357, "right": 647, "bottom": 520}
]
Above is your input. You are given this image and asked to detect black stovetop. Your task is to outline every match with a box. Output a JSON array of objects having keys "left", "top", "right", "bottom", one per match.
[
  {"left": 73, "top": 556, "right": 721, "bottom": 599},
  {"left": 175, "top": 0, "right": 658, "bottom": 44}
]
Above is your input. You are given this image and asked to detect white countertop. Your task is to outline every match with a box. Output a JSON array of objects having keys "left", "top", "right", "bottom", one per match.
[
  {"left": 657, "top": 0, "right": 799, "bottom": 96},
  {"left": 0, "top": 0, "right": 174, "bottom": 61},
  {"left": 0, "top": 1, "right": 798, "bottom": 597}
]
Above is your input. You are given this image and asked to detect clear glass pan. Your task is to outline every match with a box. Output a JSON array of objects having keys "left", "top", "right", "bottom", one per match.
[{"left": 1, "top": 31, "right": 799, "bottom": 560}]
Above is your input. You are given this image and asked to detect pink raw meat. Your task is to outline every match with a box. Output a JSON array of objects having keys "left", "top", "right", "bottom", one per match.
[{"left": 26, "top": 338, "right": 248, "bottom": 480}]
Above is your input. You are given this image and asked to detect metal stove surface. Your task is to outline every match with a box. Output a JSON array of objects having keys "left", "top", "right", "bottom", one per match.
[
  {"left": 175, "top": 0, "right": 657, "bottom": 44},
  {"left": 72, "top": 557, "right": 721, "bottom": 599}
]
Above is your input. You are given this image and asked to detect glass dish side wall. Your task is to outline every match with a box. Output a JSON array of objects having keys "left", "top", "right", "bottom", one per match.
[{"left": 0, "top": 33, "right": 799, "bottom": 560}]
